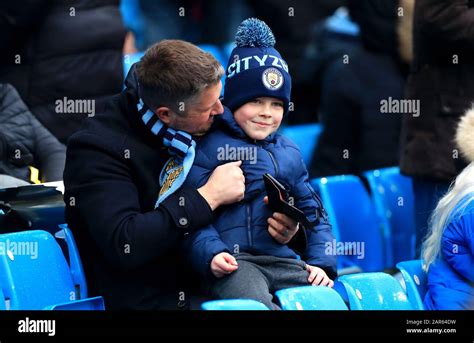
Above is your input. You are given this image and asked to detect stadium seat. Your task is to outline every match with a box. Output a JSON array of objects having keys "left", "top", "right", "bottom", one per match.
[
  {"left": 0, "top": 229, "right": 104, "bottom": 310},
  {"left": 364, "top": 167, "right": 416, "bottom": 266},
  {"left": 312, "top": 175, "right": 385, "bottom": 272},
  {"left": 338, "top": 272, "right": 413, "bottom": 310},
  {"left": 201, "top": 299, "right": 269, "bottom": 310},
  {"left": 123, "top": 51, "right": 145, "bottom": 79},
  {"left": 0, "top": 288, "right": 5, "bottom": 310},
  {"left": 396, "top": 260, "right": 427, "bottom": 310},
  {"left": 275, "top": 286, "right": 348, "bottom": 310},
  {"left": 280, "top": 123, "right": 323, "bottom": 166}
]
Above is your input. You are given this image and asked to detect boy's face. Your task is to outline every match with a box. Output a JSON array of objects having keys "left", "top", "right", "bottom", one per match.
[{"left": 234, "top": 97, "right": 284, "bottom": 140}]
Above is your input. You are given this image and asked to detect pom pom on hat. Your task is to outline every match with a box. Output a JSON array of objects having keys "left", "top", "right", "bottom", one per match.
[{"left": 235, "top": 18, "right": 276, "bottom": 48}]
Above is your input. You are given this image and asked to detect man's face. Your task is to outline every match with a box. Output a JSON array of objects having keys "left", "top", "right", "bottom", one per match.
[
  {"left": 168, "top": 81, "right": 224, "bottom": 136},
  {"left": 234, "top": 97, "right": 284, "bottom": 140}
]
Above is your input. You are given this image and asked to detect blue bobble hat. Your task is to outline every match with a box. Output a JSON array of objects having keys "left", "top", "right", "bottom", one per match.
[{"left": 223, "top": 18, "right": 292, "bottom": 114}]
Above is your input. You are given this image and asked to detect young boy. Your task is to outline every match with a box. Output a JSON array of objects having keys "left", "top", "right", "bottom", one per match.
[{"left": 184, "top": 18, "right": 337, "bottom": 309}]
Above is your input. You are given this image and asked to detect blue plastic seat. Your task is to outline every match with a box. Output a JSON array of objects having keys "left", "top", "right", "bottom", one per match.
[
  {"left": 280, "top": 124, "right": 323, "bottom": 166},
  {"left": 364, "top": 167, "right": 416, "bottom": 266},
  {"left": 338, "top": 272, "right": 413, "bottom": 310},
  {"left": 396, "top": 260, "right": 427, "bottom": 310},
  {"left": 201, "top": 299, "right": 269, "bottom": 310},
  {"left": 312, "top": 175, "right": 385, "bottom": 272},
  {"left": 275, "top": 286, "right": 348, "bottom": 310},
  {"left": 0, "top": 228, "right": 104, "bottom": 310},
  {"left": 123, "top": 51, "right": 145, "bottom": 79}
]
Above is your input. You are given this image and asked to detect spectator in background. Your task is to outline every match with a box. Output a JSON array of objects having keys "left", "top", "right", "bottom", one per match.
[
  {"left": 310, "top": 0, "right": 410, "bottom": 178},
  {"left": 121, "top": 0, "right": 251, "bottom": 50},
  {"left": 0, "top": 83, "right": 65, "bottom": 187},
  {"left": 300, "top": 6, "right": 361, "bottom": 119},
  {"left": 422, "top": 108, "right": 474, "bottom": 310},
  {"left": 400, "top": 0, "right": 473, "bottom": 256},
  {"left": 0, "top": 0, "right": 126, "bottom": 144}
]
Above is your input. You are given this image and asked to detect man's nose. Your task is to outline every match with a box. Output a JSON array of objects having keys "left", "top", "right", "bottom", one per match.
[{"left": 211, "top": 98, "right": 224, "bottom": 115}]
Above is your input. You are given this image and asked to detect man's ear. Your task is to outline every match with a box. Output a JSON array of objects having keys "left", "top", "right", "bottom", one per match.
[{"left": 155, "top": 106, "right": 172, "bottom": 124}]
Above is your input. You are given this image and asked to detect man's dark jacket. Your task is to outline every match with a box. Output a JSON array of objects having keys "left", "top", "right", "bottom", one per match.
[
  {"left": 400, "top": 0, "right": 474, "bottom": 181},
  {"left": 63, "top": 66, "right": 214, "bottom": 310}
]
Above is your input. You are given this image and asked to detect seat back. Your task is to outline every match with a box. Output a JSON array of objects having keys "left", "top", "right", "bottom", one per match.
[
  {"left": 338, "top": 272, "right": 413, "bottom": 310},
  {"left": 280, "top": 124, "right": 323, "bottom": 166},
  {"left": 56, "top": 224, "right": 89, "bottom": 299},
  {"left": 312, "top": 175, "right": 385, "bottom": 272},
  {"left": 0, "top": 230, "right": 76, "bottom": 310},
  {"left": 364, "top": 167, "right": 416, "bottom": 266},
  {"left": 396, "top": 260, "right": 427, "bottom": 310},
  {"left": 201, "top": 299, "right": 269, "bottom": 310},
  {"left": 275, "top": 286, "right": 348, "bottom": 310}
]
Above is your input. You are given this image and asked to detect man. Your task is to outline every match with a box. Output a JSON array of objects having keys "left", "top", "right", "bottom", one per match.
[
  {"left": 64, "top": 40, "right": 300, "bottom": 310},
  {"left": 400, "top": 0, "right": 473, "bottom": 256}
]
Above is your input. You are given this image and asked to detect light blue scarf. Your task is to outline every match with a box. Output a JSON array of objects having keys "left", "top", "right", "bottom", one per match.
[{"left": 137, "top": 98, "right": 196, "bottom": 208}]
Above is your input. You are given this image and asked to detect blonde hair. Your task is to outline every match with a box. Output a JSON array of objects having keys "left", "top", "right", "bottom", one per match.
[{"left": 422, "top": 162, "right": 474, "bottom": 271}]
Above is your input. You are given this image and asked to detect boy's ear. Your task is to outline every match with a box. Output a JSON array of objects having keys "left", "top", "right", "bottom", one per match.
[{"left": 155, "top": 106, "right": 172, "bottom": 124}]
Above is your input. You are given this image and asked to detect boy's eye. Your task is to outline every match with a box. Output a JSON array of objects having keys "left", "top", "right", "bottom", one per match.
[
  {"left": 273, "top": 102, "right": 284, "bottom": 107},
  {"left": 252, "top": 99, "right": 261, "bottom": 104}
]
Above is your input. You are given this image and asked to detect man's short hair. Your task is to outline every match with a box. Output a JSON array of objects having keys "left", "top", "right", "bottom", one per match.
[{"left": 137, "top": 40, "right": 224, "bottom": 115}]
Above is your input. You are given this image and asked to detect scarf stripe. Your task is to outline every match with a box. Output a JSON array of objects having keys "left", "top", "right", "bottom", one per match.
[{"left": 137, "top": 98, "right": 196, "bottom": 207}]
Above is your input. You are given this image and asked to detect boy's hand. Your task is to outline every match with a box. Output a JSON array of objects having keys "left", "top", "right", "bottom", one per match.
[
  {"left": 198, "top": 161, "right": 245, "bottom": 210},
  {"left": 210, "top": 252, "right": 239, "bottom": 278},
  {"left": 264, "top": 196, "right": 299, "bottom": 244},
  {"left": 306, "top": 264, "right": 334, "bottom": 287}
]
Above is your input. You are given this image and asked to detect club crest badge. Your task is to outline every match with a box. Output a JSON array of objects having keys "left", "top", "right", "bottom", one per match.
[{"left": 262, "top": 67, "right": 284, "bottom": 91}]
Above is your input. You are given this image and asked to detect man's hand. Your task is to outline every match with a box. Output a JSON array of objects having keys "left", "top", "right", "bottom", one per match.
[
  {"left": 198, "top": 161, "right": 245, "bottom": 210},
  {"left": 306, "top": 264, "right": 334, "bottom": 287},
  {"left": 210, "top": 252, "right": 239, "bottom": 278},
  {"left": 264, "top": 196, "right": 299, "bottom": 244}
]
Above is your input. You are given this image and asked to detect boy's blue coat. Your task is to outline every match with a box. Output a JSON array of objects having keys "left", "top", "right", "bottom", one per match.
[{"left": 184, "top": 107, "right": 337, "bottom": 279}]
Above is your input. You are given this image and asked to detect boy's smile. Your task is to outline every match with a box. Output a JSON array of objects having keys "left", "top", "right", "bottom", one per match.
[{"left": 234, "top": 97, "right": 284, "bottom": 141}]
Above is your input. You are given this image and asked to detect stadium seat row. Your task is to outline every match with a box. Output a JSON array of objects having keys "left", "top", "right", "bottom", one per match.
[
  {"left": 312, "top": 166, "right": 416, "bottom": 273},
  {"left": 0, "top": 226, "right": 104, "bottom": 310},
  {"left": 202, "top": 262, "right": 427, "bottom": 310}
]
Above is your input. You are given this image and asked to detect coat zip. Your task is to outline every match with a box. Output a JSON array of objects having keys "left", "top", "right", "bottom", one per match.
[
  {"left": 246, "top": 203, "right": 252, "bottom": 247},
  {"left": 267, "top": 150, "right": 279, "bottom": 176}
]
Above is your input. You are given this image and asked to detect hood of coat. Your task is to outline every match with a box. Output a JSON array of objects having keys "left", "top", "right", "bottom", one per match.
[
  {"left": 397, "top": 0, "right": 415, "bottom": 64},
  {"left": 456, "top": 108, "right": 474, "bottom": 163}
]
